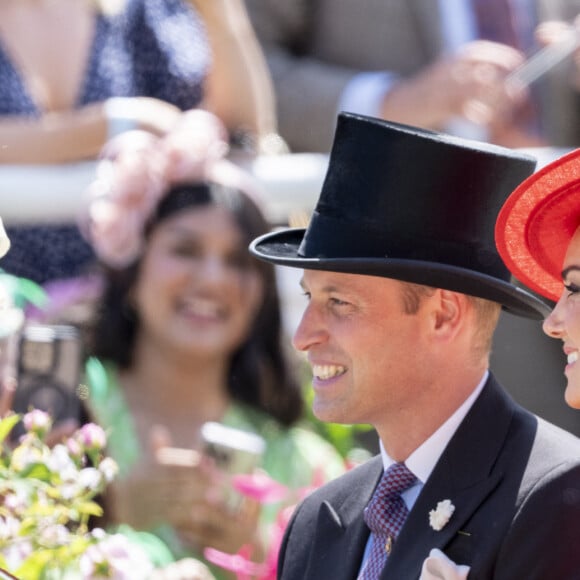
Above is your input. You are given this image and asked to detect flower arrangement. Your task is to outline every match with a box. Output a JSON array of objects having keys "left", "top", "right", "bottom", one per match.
[{"left": 0, "top": 410, "right": 154, "bottom": 579}]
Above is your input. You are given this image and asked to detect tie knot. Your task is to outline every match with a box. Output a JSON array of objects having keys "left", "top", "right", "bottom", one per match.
[{"left": 377, "top": 462, "right": 417, "bottom": 498}]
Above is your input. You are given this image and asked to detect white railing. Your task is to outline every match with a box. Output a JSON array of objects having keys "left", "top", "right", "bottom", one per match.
[{"left": 0, "top": 153, "right": 329, "bottom": 227}]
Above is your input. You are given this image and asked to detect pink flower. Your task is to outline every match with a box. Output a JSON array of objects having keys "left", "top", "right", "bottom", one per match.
[
  {"left": 205, "top": 544, "right": 265, "bottom": 580},
  {"left": 81, "top": 110, "right": 235, "bottom": 269},
  {"left": 206, "top": 467, "right": 332, "bottom": 580},
  {"left": 75, "top": 423, "right": 107, "bottom": 452},
  {"left": 22, "top": 409, "right": 52, "bottom": 437},
  {"left": 232, "top": 472, "right": 290, "bottom": 504},
  {"left": 66, "top": 435, "right": 84, "bottom": 461},
  {"left": 84, "top": 140, "right": 165, "bottom": 269}
]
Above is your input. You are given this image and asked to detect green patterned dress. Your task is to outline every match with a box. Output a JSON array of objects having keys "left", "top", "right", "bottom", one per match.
[{"left": 84, "top": 357, "right": 346, "bottom": 573}]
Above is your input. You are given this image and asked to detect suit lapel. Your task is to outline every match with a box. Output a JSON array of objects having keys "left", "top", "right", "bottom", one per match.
[
  {"left": 303, "top": 458, "right": 383, "bottom": 580},
  {"left": 383, "top": 376, "right": 515, "bottom": 579}
]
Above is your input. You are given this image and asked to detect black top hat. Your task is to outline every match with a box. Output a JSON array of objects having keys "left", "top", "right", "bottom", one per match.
[{"left": 250, "top": 113, "right": 550, "bottom": 319}]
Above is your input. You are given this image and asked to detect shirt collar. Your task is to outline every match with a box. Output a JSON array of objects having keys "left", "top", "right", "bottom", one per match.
[{"left": 380, "top": 370, "right": 489, "bottom": 483}]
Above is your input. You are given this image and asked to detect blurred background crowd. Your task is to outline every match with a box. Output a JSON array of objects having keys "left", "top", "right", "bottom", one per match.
[{"left": 2, "top": 0, "right": 580, "bottom": 577}]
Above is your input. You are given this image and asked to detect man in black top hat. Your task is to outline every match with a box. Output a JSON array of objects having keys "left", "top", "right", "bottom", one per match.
[{"left": 250, "top": 113, "right": 580, "bottom": 579}]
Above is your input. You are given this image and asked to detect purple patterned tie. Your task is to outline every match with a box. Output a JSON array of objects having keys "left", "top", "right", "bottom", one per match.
[{"left": 359, "top": 462, "right": 417, "bottom": 580}]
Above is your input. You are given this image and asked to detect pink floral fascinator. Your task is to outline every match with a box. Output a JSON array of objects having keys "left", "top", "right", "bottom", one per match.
[{"left": 80, "top": 110, "right": 264, "bottom": 269}]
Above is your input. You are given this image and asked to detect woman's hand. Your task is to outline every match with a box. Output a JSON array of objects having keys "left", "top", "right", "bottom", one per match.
[
  {"left": 151, "top": 425, "right": 265, "bottom": 557},
  {"left": 535, "top": 17, "right": 580, "bottom": 91},
  {"left": 176, "top": 490, "right": 263, "bottom": 557},
  {"left": 0, "top": 97, "right": 182, "bottom": 164}
]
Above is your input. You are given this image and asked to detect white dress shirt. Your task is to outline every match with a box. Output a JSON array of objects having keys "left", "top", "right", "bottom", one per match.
[{"left": 358, "top": 370, "right": 489, "bottom": 575}]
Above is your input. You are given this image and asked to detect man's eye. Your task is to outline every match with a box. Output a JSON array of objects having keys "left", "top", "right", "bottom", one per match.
[{"left": 330, "top": 297, "right": 348, "bottom": 306}]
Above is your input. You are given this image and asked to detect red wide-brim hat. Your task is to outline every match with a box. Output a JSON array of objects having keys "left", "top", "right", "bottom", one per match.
[{"left": 496, "top": 148, "right": 580, "bottom": 303}]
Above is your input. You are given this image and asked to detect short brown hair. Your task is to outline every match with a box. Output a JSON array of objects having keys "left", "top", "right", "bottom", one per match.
[{"left": 399, "top": 282, "right": 501, "bottom": 360}]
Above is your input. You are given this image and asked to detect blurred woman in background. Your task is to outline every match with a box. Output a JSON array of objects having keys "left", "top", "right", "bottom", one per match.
[{"left": 79, "top": 110, "right": 344, "bottom": 577}]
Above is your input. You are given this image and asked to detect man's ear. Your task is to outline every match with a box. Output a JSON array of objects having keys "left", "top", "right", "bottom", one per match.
[{"left": 432, "top": 289, "right": 464, "bottom": 334}]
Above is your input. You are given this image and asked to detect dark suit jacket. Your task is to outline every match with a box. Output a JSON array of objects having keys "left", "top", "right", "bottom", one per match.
[{"left": 277, "top": 375, "right": 580, "bottom": 579}]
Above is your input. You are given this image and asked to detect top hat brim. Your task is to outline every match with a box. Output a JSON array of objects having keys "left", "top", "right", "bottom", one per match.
[
  {"left": 251, "top": 228, "right": 551, "bottom": 320},
  {"left": 496, "top": 148, "right": 580, "bottom": 303}
]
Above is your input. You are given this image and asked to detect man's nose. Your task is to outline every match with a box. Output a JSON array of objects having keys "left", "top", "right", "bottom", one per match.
[{"left": 293, "top": 304, "right": 327, "bottom": 352}]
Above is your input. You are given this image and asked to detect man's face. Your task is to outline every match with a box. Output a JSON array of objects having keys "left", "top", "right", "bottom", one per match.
[{"left": 293, "top": 270, "right": 434, "bottom": 429}]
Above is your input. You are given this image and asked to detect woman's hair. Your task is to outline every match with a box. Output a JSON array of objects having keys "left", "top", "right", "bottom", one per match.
[{"left": 84, "top": 111, "right": 303, "bottom": 426}]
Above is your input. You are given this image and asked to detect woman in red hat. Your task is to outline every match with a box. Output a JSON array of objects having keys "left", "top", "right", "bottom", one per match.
[{"left": 496, "top": 148, "right": 580, "bottom": 408}]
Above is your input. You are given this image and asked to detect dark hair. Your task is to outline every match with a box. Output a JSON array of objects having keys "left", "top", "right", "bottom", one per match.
[{"left": 88, "top": 183, "right": 303, "bottom": 426}]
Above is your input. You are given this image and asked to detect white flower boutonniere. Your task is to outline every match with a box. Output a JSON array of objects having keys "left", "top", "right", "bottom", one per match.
[{"left": 429, "top": 499, "right": 455, "bottom": 531}]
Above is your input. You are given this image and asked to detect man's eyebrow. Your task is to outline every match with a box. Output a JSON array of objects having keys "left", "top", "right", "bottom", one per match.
[
  {"left": 299, "top": 280, "right": 343, "bottom": 294},
  {"left": 562, "top": 266, "right": 580, "bottom": 279}
]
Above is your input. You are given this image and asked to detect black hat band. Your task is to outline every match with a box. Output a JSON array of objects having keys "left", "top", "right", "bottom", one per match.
[{"left": 298, "top": 211, "right": 511, "bottom": 281}]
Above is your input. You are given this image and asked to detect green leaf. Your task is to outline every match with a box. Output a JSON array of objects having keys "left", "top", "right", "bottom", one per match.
[
  {"left": 20, "top": 462, "right": 52, "bottom": 482},
  {"left": 74, "top": 500, "right": 103, "bottom": 518},
  {"left": 0, "top": 272, "right": 47, "bottom": 309},
  {"left": 15, "top": 550, "right": 54, "bottom": 578},
  {"left": 0, "top": 415, "right": 20, "bottom": 445}
]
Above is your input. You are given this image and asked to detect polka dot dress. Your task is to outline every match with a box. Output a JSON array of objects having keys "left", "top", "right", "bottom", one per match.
[{"left": 1, "top": 0, "right": 210, "bottom": 284}]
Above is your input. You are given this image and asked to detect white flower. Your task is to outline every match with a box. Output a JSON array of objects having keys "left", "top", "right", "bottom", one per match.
[
  {"left": 4, "top": 540, "right": 33, "bottom": 570},
  {"left": 4, "top": 489, "right": 27, "bottom": 512},
  {"left": 99, "top": 457, "right": 119, "bottom": 483},
  {"left": 78, "top": 467, "right": 104, "bottom": 492},
  {"left": 0, "top": 516, "right": 20, "bottom": 541},
  {"left": 47, "top": 444, "right": 79, "bottom": 480},
  {"left": 10, "top": 439, "right": 48, "bottom": 471},
  {"left": 38, "top": 523, "right": 70, "bottom": 548},
  {"left": 429, "top": 499, "right": 455, "bottom": 531},
  {"left": 60, "top": 482, "right": 80, "bottom": 501},
  {"left": 79, "top": 534, "right": 154, "bottom": 579}
]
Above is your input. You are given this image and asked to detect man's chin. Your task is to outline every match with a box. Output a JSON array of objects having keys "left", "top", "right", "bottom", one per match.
[{"left": 312, "top": 401, "right": 352, "bottom": 425}]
